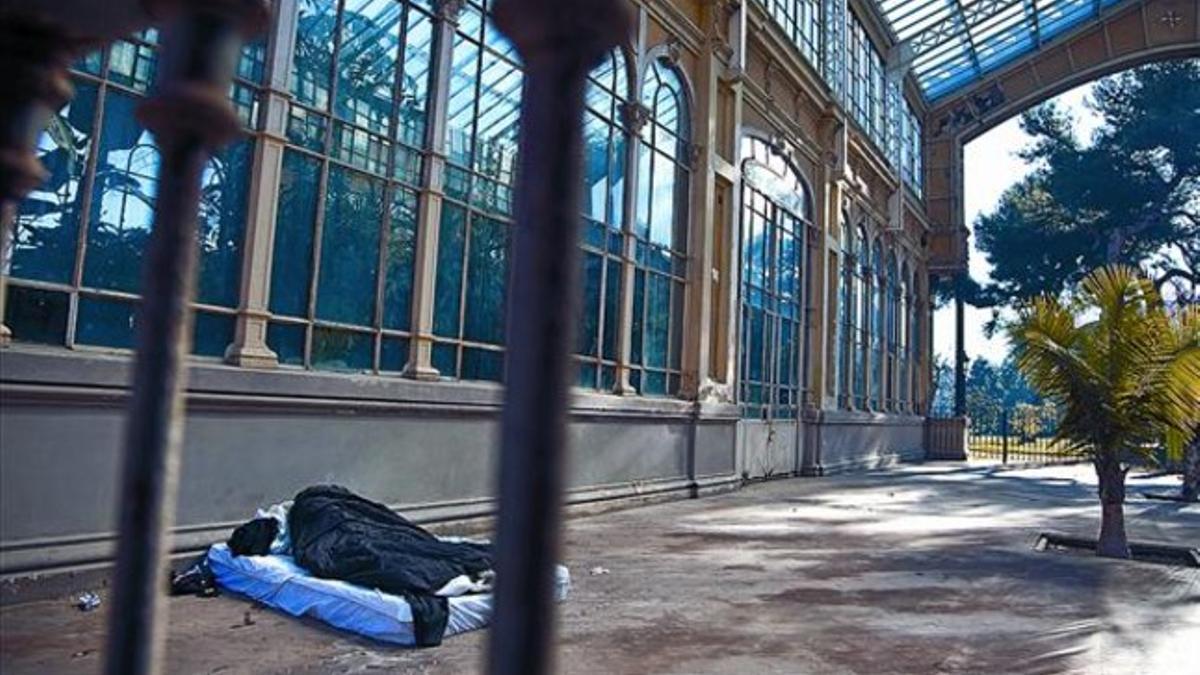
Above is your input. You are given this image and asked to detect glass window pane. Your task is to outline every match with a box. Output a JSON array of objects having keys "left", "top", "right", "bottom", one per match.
[
  {"left": 577, "top": 250, "right": 602, "bottom": 357},
  {"left": 648, "top": 153, "right": 678, "bottom": 249},
  {"left": 577, "top": 361, "right": 598, "bottom": 389},
  {"left": 473, "top": 51, "right": 521, "bottom": 186},
  {"left": 603, "top": 258, "right": 620, "bottom": 360},
  {"left": 433, "top": 203, "right": 466, "bottom": 338},
  {"left": 462, "top": 216, "right": 507, "bottom": 345},
  {"left": 380, "top": 336, "right": 410, "bottom": 372},
  {"left": 383, "top": 188, "right": 418, "bottom": 330},
  {"left": 76, "top": 296, "right": 137, "bottom": 349},
  {"left": 311, "top": 327, "right": 373, "bottom": 371},
  {"left": 82, "top": 91, "right": 160, "bottom": 294},
  {"left": 291, "top": 0, "right": 336, "bottom": 110},
  {"left": 461, "top": 347, "right": 503, "bottom": 382},
  {"left": 267, "top": 322, "right": 306, "bottom": 366},
  {"left": 196, "top": 139, "right": 253, "bottom": 308},
  {"left": 609, "top": 125, "right": 626, "bottom": 227},
  {"left": 630, "top": 270, "right": 644, "bottom": 365},
  {"left": 445, "top": 34, "right": 479, "bottom": 167},
  {"left": 634, "top": 144, "right": 651, "bottom": 239},
  {"left": 582, "top": 111, "right": 608, "bottom": 224},
  {"left": 315, "top": 166, "right": 383, "bottom": 326},
  {"left": 643, "top": 273, "right": 669, "bottom": 368},
  {"left": 10, "top": 80, "right": 98, "bottom": 285},
  {"left": 398, "top": 10, "right": 433, "bottom": 148},
  {"left": 335, "top": 0, "right": 400, "bottom": 135},
  {"left": 108, "top": 38, "right": 157, "bottom": 93},
  {"left": 332, "top": 122, "right": 390, "bottom": 175},
  {"left": 432, "top": 341, "right": 457, "bottom": 375},
  {"left": 3, "top": 286, "right": 68, "bottom": 346},
  {"left": 269, "top": 150, "right": 320, "bottom": 317},
  {"left": 192, "top": 312, "right": 234, "bottom": 357}
]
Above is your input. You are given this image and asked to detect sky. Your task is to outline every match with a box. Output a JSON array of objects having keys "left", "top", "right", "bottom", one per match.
[{"left": 931, "top": 84, "right": 1104, "bottom": 366}]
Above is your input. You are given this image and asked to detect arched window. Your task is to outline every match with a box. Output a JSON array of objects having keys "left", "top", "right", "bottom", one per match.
[
  {"left": 630, "top": 56, "right": 689, "bottom": 396},
  {"left": 738, "top": 136, "right": 812, "bottom": 420},
  {"left": 871, "top": 237, "right": 884, "bottom": 409},
  {"left": 853, "top": 224, "right": 868, "bottom": 409},
  {"left": 836, "top": 214, "right": 854, "bottom": 408},
  {"left": 575, "top": 49, "right": 629, "bottom": 390}
]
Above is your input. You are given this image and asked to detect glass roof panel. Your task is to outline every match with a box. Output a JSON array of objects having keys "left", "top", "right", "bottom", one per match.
[{"left": 875, "top": 0, "right": 1138, "bottom": 101}]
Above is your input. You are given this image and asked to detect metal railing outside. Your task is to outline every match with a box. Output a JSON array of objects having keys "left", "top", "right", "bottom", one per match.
[{"left": 967, "top": 405, "right": 1080, "bottom": 465}]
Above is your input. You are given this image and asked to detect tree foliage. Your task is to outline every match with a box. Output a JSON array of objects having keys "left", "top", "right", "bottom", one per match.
[
  {"left": 1007, "top": 265, "right": 1200, "bottom": 555},
  {"left": 974, "top": 59, "right": 1200, "bottom": 307}
]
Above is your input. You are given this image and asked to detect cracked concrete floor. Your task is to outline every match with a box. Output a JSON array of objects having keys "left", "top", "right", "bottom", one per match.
[{"left": 2, "top": 462, "right": 1198, "bottom": 674}]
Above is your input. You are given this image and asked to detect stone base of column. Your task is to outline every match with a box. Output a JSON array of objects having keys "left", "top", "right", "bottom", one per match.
[
  {"left": 696, "top": 379, "right": 732, "bottom": 404},
  {"left": 225, "top": 311, "right": 278, "bottom": 368},
  {"left": 402, "top": 337, "right": 442, "bottom": 381},
  {"left": 402, "top": 363, "right": 442, "bottom": 381},
  {"left": 224, "top": 341, "right": 278, "bottom": 369}
]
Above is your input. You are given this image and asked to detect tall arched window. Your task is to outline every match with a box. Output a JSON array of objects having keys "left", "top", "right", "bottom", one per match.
[
  {"left": 631, "top": 56, "right": 689, "bottom": 396},
  {"left": 853, "top": 224, "right": 868, "bottom": 409},
  {"left": 738, "top": 136, "right": 812, "bottom": 420},
  {"left": 576, "top": 49, "right": 629, "bottom": 390},
  {"left": 836, "top": 214, "right": 854, "bottom": 408},
  {"left": 871, "top": 237, "right": 884, "bottom": 409}
]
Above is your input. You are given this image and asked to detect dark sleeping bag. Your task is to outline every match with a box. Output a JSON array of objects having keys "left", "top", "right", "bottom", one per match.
[{"left": 287, "top": 485, "right": 494, "bottom": 646}]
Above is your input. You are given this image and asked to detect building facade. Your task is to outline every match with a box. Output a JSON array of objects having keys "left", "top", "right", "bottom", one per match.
[{"left": 1, "top": 0, "right": 936, "bottom": 580}]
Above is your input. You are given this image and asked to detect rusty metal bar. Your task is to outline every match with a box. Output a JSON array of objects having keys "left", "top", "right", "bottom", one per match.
[
  {"left": 486, "top": 2, "right": 628, "bottom": 674},
  {"left": 102, "top": 3, "right": 265, "bottom": 674}
]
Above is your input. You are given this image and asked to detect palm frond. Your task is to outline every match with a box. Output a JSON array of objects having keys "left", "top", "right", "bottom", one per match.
[{"left": 1007, "top": 265, "right": 1200, "bottom": 463}]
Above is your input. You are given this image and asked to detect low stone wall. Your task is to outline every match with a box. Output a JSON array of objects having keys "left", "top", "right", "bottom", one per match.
[{"left": 0, "top": 349, "right": 740, "bottom": 589}]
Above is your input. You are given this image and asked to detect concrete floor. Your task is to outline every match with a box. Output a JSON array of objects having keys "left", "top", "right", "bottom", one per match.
[{"left": 2, "top": 462, "right": 1198, "bottom": 675}]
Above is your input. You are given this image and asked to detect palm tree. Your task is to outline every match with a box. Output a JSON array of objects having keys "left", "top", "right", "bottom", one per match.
[{"left": 1007, "top": 265, "right": 1200, "bottom": 558}]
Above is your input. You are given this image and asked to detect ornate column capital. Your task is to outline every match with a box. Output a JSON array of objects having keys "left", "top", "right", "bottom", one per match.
[
  {"left": 436, "top": 0, "right": 465, "bottom": 23},
  {"left": 620, "top": 100, "right": 651, "bottom": 135}
]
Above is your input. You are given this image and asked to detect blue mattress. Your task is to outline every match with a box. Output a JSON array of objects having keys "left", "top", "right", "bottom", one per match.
[{"left": 208, "top": 543, "right": 570, "bottom": 646}]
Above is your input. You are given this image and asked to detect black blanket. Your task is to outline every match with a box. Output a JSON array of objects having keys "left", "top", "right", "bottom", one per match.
[{"left": 286, "top": 485, "right": 494, "bottom": 646}]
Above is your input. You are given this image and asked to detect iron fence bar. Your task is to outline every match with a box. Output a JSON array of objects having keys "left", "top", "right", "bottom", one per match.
[
  {"left": 102, "top": 3, "right": 266, "bottom": 675},
  {"left": 486, "top": 2, "right": 629, "bottom": 674},
  {"left": 1002, "top": 409, "right": 1008, "bottom": 464}
]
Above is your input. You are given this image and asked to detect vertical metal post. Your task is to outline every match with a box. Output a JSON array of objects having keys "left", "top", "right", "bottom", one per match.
[
  {"left": 953, "top": 273, "right": 966, "bottom": 417},
  {"left": 487, "top": 2, "right": 629, "bottom": 674},
  {"left": 103, "top": 3, "right": 265, "bottom": 675},
  {"left": 1001, "top": 409, "right": 1009, "bottom": 465}
]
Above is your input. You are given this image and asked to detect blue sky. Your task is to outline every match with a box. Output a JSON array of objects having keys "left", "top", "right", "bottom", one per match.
[{"left": 932, "top": 83, "right": 1103, "bottom": 365}]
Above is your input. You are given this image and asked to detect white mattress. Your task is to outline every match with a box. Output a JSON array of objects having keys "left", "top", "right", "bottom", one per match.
[{"left": 207, "top": 543, "right": 570, "bottom": 646}]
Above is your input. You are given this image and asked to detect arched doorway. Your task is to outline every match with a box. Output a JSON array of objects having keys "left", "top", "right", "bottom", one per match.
[{"left": 737, "top": 134, "right": 814, "bottom": 478}]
